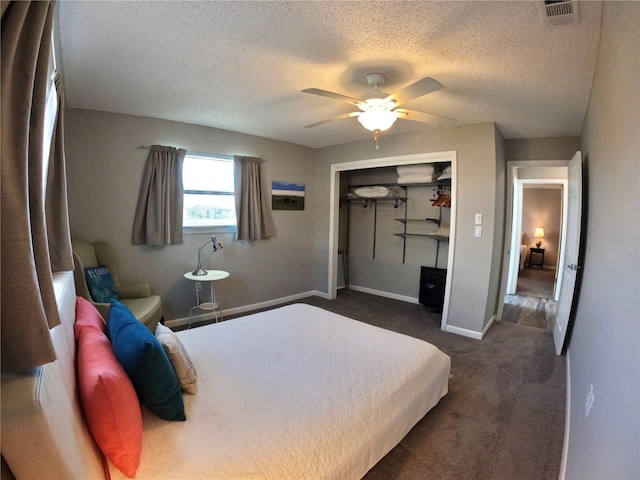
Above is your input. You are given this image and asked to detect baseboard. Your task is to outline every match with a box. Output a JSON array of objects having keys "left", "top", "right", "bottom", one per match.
[
  {"left": 444, "top": 324, "right": 483, "bottom": 340},
  {"left": 349, "top": 285, "right": 489, "bottom": 340},
  {"left": 165, "top": 290, "right": 326, "bottom": 329},
  {"left": 482, "top": 315, "right": 496, "bottom": 337},
  {"left": 559, "top": 352, "right": 571, "bottom": 480},
  {"left": 167, "top": 287, "right": 488, "bottom": 342},
  {"left": 348, "top": 284, "right": 420, "bottom": 305},
  {"left": 165, "top": 311, "right": 218, "bottom": 329}
]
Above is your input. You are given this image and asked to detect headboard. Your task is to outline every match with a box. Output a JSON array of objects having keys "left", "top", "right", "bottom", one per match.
[{"left": 1, "top": 271, "right": 104, "bottom": 479}]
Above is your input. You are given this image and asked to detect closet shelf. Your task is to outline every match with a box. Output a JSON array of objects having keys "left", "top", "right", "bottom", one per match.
[
  {"left": 343, "top": 196, "right": 407, "bottom": 202},
  {"left": 394, "top": 233, "right": 449, "bottom": 242},
  {"left": 398, "top": 180, "right": 451, "bottom": 188},
  {"left": 396, "top": 218, "right": 441, "bottom": 226},
  {"left": 341, "top": 197, "right": 407, "bottom": 206}
]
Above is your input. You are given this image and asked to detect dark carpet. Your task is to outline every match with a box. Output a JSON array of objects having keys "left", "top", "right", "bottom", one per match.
[{"left": 294, "top": 290, "right": 566, "bottom": 480}]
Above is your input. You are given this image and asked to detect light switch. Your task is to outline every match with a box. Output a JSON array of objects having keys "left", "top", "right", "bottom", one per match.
[
  {"left": 475, "top": 213, "right": 483, "bottom": 225},
  {"left": 475, "top": 226, "right": 482, "bottom": 237}
]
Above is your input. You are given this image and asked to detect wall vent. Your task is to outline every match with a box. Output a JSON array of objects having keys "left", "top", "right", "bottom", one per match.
[{"left": 541, "top": 0, "right": 579, "bottom": 25}]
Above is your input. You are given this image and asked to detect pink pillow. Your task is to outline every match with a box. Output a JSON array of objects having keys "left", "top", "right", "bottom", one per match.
[
  {"left": 75, "top": 296, "right": 107, "bottom": 333},
  {"left": 75, "top": 298, "right": 143, "bottom": 478}
]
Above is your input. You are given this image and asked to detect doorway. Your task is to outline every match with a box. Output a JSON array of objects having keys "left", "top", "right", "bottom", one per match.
[{"left": 497, "top": 161, "right": 569, "bottom": 329}]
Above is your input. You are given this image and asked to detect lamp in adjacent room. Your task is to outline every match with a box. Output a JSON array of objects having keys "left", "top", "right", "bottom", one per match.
[
  {"left": 192, "top": 236, "right": 223, "bottom": 276},
  {"left": 534, "top": 227, "right": 545, "bottom": 248}
]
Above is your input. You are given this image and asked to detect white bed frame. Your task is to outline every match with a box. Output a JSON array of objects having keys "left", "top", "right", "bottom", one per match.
[
  {"left": 1, "top": 272, "right": 104, "bottom": 479},
  {"left": 1, "top": 271, "right": 450, "bottom": 479}
]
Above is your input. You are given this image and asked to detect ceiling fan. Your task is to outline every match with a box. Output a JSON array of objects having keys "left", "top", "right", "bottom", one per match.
[{"left": 302, "top": 73, "right": 456, "bottom": 148}]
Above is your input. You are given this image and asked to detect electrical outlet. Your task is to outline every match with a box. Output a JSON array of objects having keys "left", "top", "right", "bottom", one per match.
[
  {"left": 474, "top": 226, "right": 482, "bottom": 237},
  {"left": 585, "top": 384, "right": 594, "bottom": 418},
  {"left": 195, "top": 282, "right": 202, "bottom": 292}
]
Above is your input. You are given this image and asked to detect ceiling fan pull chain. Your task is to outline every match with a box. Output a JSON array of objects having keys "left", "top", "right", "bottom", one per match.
[{"left": 374, "top": 129, "right": 380, "bottom": 149}]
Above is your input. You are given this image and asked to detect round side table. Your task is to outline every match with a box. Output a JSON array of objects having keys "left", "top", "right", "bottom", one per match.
[{"left": 184, "top": 270, "right": 229, "bottom": 322}]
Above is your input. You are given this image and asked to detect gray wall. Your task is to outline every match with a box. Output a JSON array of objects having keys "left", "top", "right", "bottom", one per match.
[
  {"left": 65, "top": 109, "right": 317, "bottom": 320},
  {"left": 505, "top": 137, "right": 581, "bottom": 161},
  {"left": 485, "top": 127, "right": 506, "bottom": 326},
  {"left": 65, "top": 112, "right": 505, "bottom": 337},
  {"left": 566, "top": 2, "right": 640, "bottom": 478},
  {"left": 313, "top": 122, "right": 502, "bottom": 335}
]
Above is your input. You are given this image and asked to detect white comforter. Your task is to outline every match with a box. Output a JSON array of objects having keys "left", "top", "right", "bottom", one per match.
[{"left": 109, "top": 303, "right": 450, "bottom": 480}]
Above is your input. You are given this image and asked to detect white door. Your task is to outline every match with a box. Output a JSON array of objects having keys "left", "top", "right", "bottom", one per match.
[{"left": 553, "top": 151, "right": 582, "bottom": 355}]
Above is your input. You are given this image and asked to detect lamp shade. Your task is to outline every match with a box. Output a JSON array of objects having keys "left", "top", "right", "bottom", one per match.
[
  {"left": 533, "top": 227, "right": 545, "bottom": 247},
  {"left": 357, "top": 99, "right": 397, "bottom": 132},
  {"left": 357, "top": 109, "right": 397, "bottom": 131}
]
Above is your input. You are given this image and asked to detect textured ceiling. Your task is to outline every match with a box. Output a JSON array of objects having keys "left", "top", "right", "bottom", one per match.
[{"left": 57, "top": 1, "right": 602, "bottom": 149}]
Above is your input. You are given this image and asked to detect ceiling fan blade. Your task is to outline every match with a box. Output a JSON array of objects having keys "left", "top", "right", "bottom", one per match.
[
  {"left": 395, "top": 109, "right": 457, "bottom": 127},
  {"left": 385, "top": 77, "right": 444, "bottom": 107},
  {"left": 304, "top": 111, "right": 361, "bottom": 128},
  {"left": 301, "top": 88, "right": 365, "bottom": 107}
]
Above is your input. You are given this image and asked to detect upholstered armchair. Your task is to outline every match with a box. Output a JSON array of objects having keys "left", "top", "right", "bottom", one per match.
[{"left": 71, "top": 238, "right": 163, "bottom": 332}]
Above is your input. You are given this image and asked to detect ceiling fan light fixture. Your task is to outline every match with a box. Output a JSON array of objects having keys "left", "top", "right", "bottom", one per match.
[{"left": 357, "top": 107, "right": 397, "bottom": 132}]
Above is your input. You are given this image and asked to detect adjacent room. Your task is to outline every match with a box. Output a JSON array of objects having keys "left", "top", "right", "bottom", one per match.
[{"left": 1, "top": 1, "right": 638, "bottom": 480}]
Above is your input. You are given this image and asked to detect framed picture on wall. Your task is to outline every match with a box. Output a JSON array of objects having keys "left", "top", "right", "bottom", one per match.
[{"left": 272, "top": 181, "right": 305, "bottom": 210}]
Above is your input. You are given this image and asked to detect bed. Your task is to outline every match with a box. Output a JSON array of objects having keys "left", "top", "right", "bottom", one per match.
[
  {"left": 1, "top": 271, "right": 450, "bottom": 479},
  {"left": 520, "top": 243, "right": 528, "bottom": 271}
]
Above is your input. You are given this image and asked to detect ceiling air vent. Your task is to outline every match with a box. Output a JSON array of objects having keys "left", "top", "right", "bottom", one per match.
[{"left": 541, "top": 0, "right": 579, "bottom": 25}]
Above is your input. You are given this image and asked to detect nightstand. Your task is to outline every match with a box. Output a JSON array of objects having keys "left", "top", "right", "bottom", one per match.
[
  {"left": 184, "top": 270, "right": 229, "bottom": 321},
  {"left": 529, "top": 248, "right": 545, "bottom": 269}
]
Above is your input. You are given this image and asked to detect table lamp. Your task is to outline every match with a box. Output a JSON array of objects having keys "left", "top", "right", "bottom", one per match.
[
  {"left": 534, "top": 227, "right": 545, "bottom": 248},
  {"left": 192, "top": 235, "right": 223, "bottom": 276}
]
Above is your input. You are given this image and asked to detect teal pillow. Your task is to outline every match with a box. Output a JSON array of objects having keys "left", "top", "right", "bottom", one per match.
[
  {"left": 108, "top": 300, "right": 186, "bottom": 421},
  {"left": 85, "top": 266, "right": 119, "bottom": 303}
]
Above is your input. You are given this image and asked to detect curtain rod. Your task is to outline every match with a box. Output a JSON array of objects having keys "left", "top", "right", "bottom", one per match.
[
  {"left": 137, "top": 145, "right": 236, "bottom": 161},
  {"left": 138, "top": 145, "right": 264, "bottom": 163},
  {"left": 138, "top": 144, "right": 190, "bottom": 150}
]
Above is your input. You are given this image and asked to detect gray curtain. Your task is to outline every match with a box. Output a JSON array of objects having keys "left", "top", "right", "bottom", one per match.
[
  {"left": 132, "top": 145, "right": 186, "bottom": 246},
  {"left": 1, "top": 0, "right": 74, "bottom": 372},
  {"left": 234, "top": 155, "right": 276, "bottom": 240}
]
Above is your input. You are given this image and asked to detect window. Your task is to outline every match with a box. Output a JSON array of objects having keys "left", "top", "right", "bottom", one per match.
[
  {"left": 42, "top": 31, "right": 58, "bottom": 192},
  {"left": 182, "top": 153, "right": 236, "bottom": 233}
]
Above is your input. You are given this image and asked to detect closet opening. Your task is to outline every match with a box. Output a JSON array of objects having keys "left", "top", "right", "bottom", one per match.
[{"left": 327, "top": 151, "right": 457, "bottom": 331}]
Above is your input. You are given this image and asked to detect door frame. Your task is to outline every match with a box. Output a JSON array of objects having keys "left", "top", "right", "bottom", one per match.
[
  {"left": 328, "top": 151, "right": 457, "bottom": 331},
  {"left": 506, "top": 178, "right": 568, "bottom": 298},
  {"left": 497, "top": 160, "right": 570, "bottom": 321}
]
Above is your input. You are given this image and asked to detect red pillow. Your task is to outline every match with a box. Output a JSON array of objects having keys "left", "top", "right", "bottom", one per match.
[{"left": 75, "top": 298, "right": 143, "bottom": 478}]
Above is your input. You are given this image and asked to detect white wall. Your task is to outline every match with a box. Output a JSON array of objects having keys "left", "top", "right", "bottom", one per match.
[
  {"left": 566, "top": 2, "right": 640, "bottom": 478},
  {"left": 65, "top": 109, "right": 318, "bottom": 321}
]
